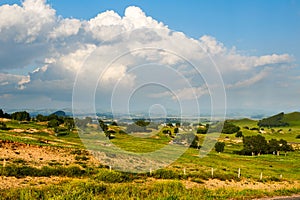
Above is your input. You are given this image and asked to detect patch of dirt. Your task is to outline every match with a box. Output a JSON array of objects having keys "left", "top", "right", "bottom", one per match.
[
  {"left": 9, "top": 129, "right": 25, "bottom": 133},
  {"left": 186, "top": 178, "right": 300, "bottom": 191},
  {"left": 0, "top": 140, "right": 99, "bottom": 167},
  {"left": 0, "top": 118, "right": 11, "bottom": 122},
  {"left": 0, "top": 176, "right": 70, "bottom": 190}
]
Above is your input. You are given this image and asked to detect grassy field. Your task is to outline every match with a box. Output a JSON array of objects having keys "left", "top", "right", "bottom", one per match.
[{"left": 0, "top": 113, "right": 300, "bottom": 199}]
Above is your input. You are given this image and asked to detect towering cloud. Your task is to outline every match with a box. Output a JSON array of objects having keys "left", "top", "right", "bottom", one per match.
[{"left": 0, "top": 0, "right": 296, "bottom": 111}]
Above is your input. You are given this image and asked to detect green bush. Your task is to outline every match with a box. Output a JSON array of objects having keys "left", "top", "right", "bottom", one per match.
[
  {"left": 152, "top": 169, "right": 182, "bottom": 179},
  {"left": 94, "top": 170, "right": 133, "bottom": 183},
  {"left": 215, "top": 142, "right": 225, "bottom": 153},
  {"left": 0, "top": 165, "right": 86, "bottom": 178}
]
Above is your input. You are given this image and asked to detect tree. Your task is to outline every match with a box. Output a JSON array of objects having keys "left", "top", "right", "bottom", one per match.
[
  {"left": 64, "top": 117, "right": 75, "bottom": 131},
  {"left": 48, "top": 119, "right": 60, "bottom": 128},
  {"left": 235, "top": 131, "right": 243, "bottom": 138},
  {"left": 278, "top": 139, "right": 293, "bottom": 156},
  {"left": 174, "top": 127, "right": 179, "bottom": 134},
  {"left": 135, "top": 119, "right": 150, "bottom": 127},
  {"left": 11, "top": 111, "right": 30, "bottom": 121},
  {"left": 99, "top": 120, "right": 108, "bottom": 132},
  {"left": 36, "top": 114, "right": 48, "bottom": 122},
  {"left": 215, "top": 142, "right": 225, "bottom": 153},
  {"left": 0, "top": 109, "right": 11, "bottom": 119},
  {"left": 111, "top": 121, "right": 118, "bottom": 126},
  {"left": 221, "top": 121, "right": 240, "bottom": 134},
  {"left": 268, "top": 138, "right": 280, "bottom": 154},
  {"left": 197, "top": 126, "right": 208, "bottom": 134},
  {"left": 242, "top": 135, "right": 268, "bottom": 155}
]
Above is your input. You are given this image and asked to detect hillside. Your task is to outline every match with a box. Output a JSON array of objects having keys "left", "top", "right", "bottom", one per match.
[{"left": 283, "top": 112, "right": 300, "bottom": 126}]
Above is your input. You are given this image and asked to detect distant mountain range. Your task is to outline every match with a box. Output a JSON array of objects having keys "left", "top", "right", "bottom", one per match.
[{"left": 2, "top": 108, "right": 300, "bottom": 120}]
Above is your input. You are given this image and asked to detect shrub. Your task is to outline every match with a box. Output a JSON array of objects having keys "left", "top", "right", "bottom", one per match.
[
  {"left": 152, "top": 169, "right": 182, "bottom": 179},
  {"left": 215, "top": 142, "right": 225, "bottom": 153},
  {"left": 235, "top": 131, "right": 243, "bottom": 138},
  {"left": 0, "top": 122, "right": 8, "bottom": 130},
  {"left": 94, "top": 170, "right": 133, "bottom": 183},
  {"left": 221, "top": 121, "right": 240, "bottom": 134}
]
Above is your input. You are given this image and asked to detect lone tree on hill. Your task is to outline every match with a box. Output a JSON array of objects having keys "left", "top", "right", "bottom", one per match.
[{"left": 215, "top": 142, "right": 225, "bottom": 153}]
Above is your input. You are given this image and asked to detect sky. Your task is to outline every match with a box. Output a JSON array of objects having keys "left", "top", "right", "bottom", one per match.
[{"left": 0, "top": 0, "right": 300, "bottom": 117}]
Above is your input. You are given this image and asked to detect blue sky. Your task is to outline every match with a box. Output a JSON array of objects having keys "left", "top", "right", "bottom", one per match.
[{"left": 0, "top": 0, "right": 299, "bottom": 116}]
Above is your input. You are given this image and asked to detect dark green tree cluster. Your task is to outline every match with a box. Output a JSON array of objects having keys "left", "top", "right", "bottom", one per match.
[
  {"left": 0, "top": 109, "right": 11, "bottom": 119},
  {"left": 235, "top": 131, "right": 243, "bottom": 138},
  {"left": 215, "top": 142, "right": 225, "bottom": 153},
  {"left": 11, "top": 111, "right": 30, "bottom": 121},
  {"left": 240, "top": 135, "right": 293, "bottom": 156},
  {"left": 221, "top": 121, "right": 240, "bottom": 134},
  {"left": 196, "top": 123, "right": 209, "bottom": 134},
  {"left": 258, "top": 112, "right": 289, "bottom": 127}
]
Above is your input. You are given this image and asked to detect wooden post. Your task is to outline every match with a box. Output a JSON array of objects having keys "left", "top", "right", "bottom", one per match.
[
  {"left": 109, "top": 166, "right": 112, "bottom": 172},
  {"left": 280, "top": 174, "right": 282, "bottom": 179},
  {"left": 150, "top": 168, "right": 152, "bottom": 175},
  {"left": 238, "top": 168, "right": 241, "bottom": 179},
  {"left": 211, "top": 168, "right": 214, "bottom": 178},
  {"left": 183, "top": 168, "right": 186, "bottom": 175}
]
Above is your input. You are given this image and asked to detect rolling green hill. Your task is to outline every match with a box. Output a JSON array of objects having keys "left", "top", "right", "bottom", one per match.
[{"left": 283, "top": 112, "right": 300, "bottom": 126}]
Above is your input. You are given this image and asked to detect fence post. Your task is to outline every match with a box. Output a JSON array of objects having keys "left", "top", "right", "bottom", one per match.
[
  {"left": 211, "top": 168, "right": 214, "bottom": 178},
  {"left": 183, "top": 168, "right": 186, "bottom": 175},
  {"left": 260, "top": 172, "right": 263, "bottom": 180},
  {"left": 238, "top": 168, "right": 241, "bottom": 179}
]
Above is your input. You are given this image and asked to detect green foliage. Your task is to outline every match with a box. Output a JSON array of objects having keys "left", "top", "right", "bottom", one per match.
[
  {"left": 11, "top": 111, "right": 30, "bottom": 121},
  {"left": 0, "top": 109, "right": 11, "bottom": 119},
  {"left": 152, "top": 169, "right": 182, "bottom": 179},
  {"left": 134, "top": 119, "right": 150, "bottom": 127},
  {"left": 0, "top": 122, "right": 8, "bottom": 130},
  {"left": 222, "top": 121, "right": 240, "bottom": 134},
  {"left": 240, "top": 135, "right": 293, "bottom": 155},
  {"left": 242, "top": 135, "right": 268, "bottom": 155},
  {"left": 0, "top": 165, "right": 86, "bottom": 178},
  {"left": 94, "top": 170, "right": 133, "bottom": 183},
  {"left": 36, "top": 114, "right": 48, "bottom": 122},
  {"left": 197, "top": 126, "right": 208, "bottom": 134},
  {"left": 258, "top": 112, "right": 289, "bottom": 127},
  {"left": 235, "top": 131, "right": 243, "bottom": 138},
  {"left": 174, "top": 127, "right": 179, "bottom": 134},
  {"left": 215, "top": 142, "right": 225, "bottom": 153},
  {"left": 48, "top": 119, "right": 60, "bottom": 128}
]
